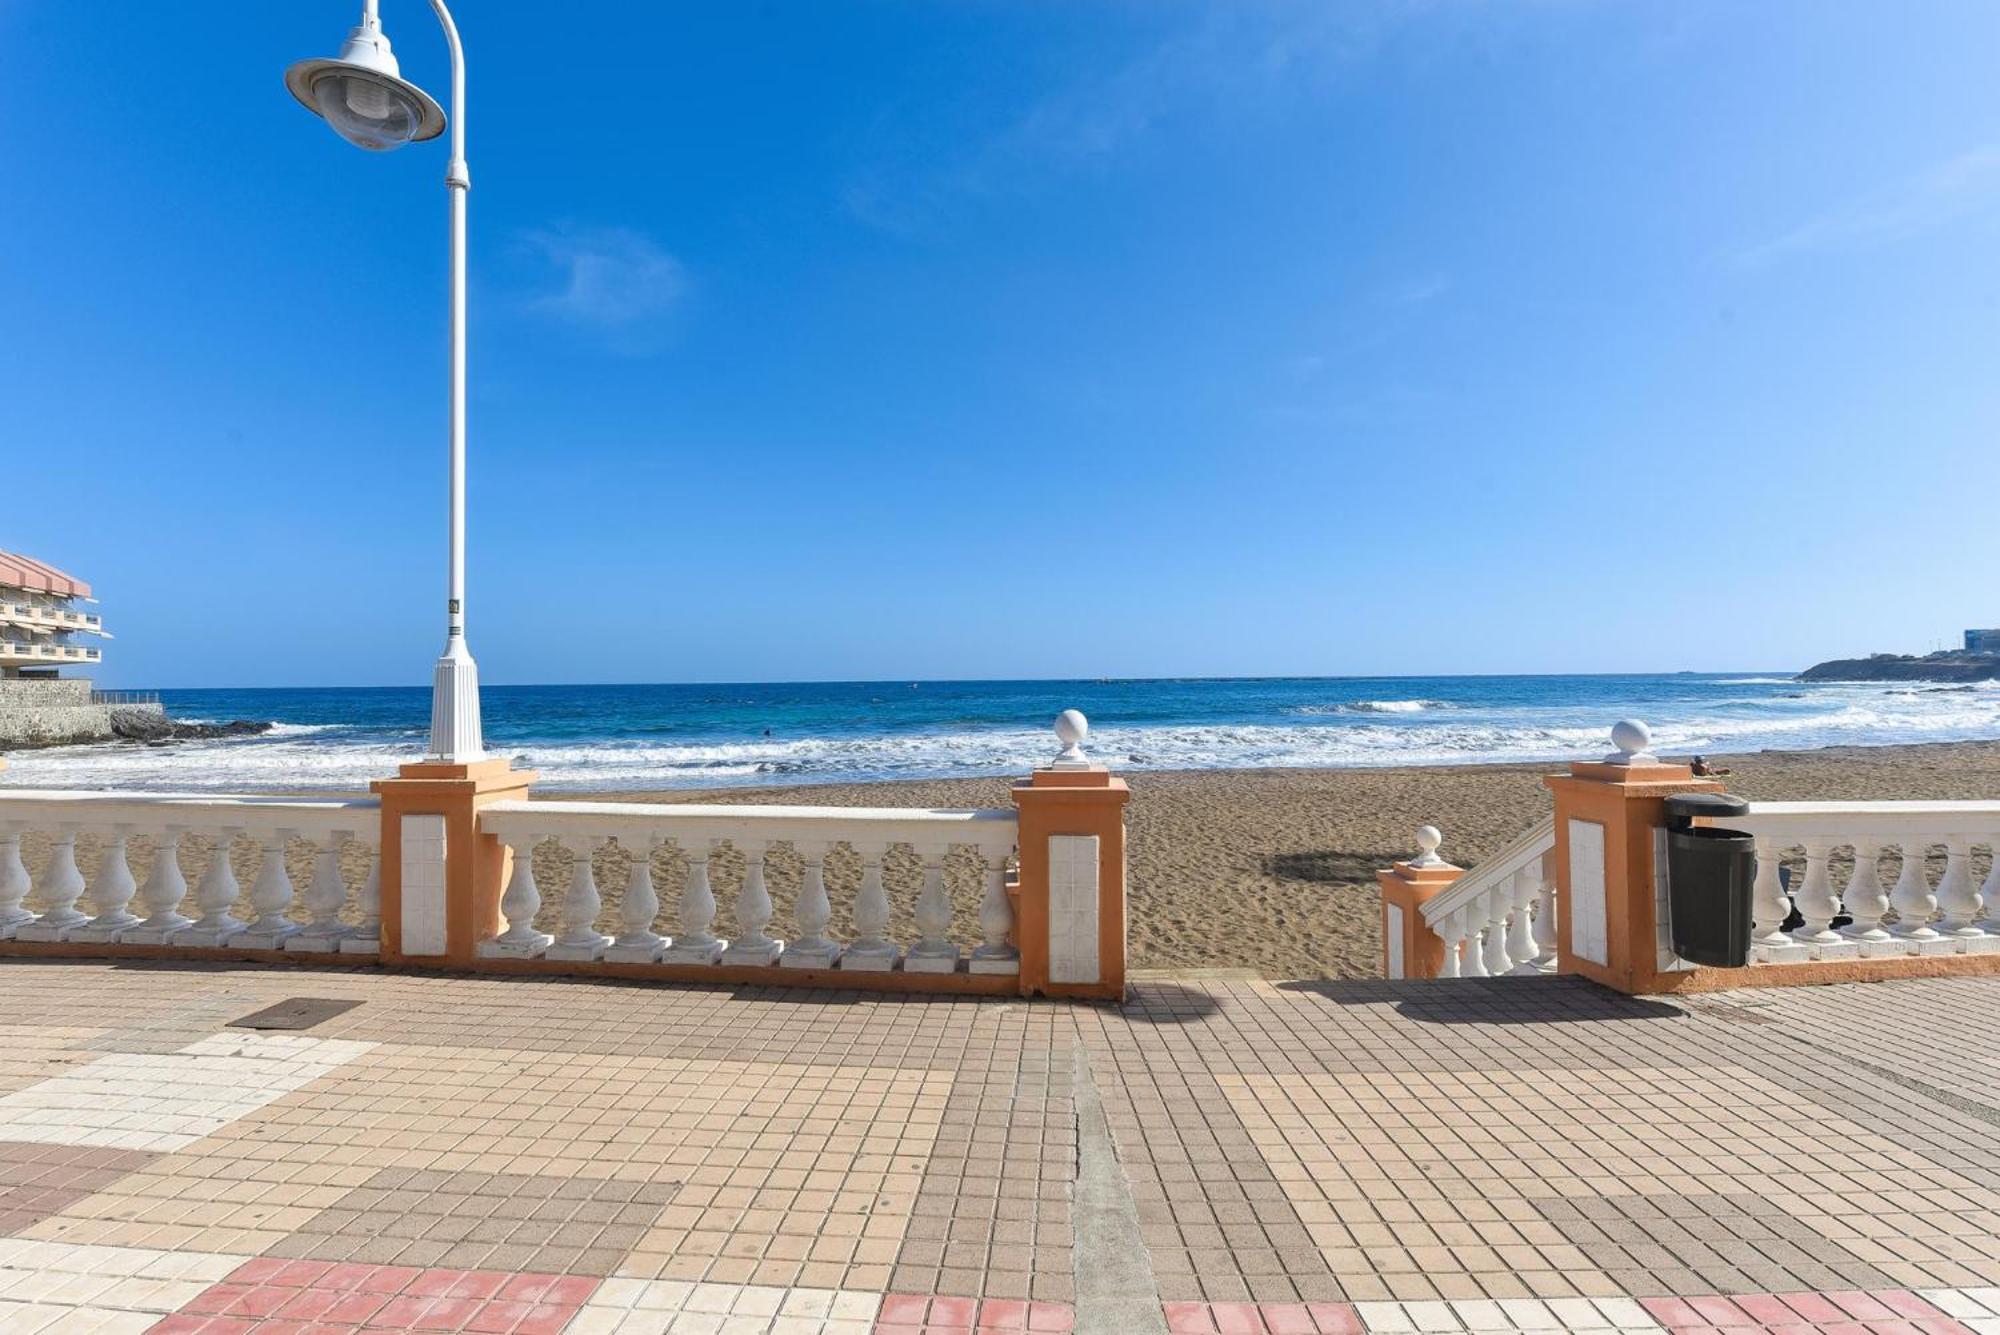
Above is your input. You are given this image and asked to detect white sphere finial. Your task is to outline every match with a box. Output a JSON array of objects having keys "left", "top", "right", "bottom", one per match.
[
  {"left": 1605, "top": 719, "right": 1657, "bottom": 765},
  {"left": 1408, "top": 824, "right": 1452, "bottom": 870},
  {"left": 1051, "top": 709, "right": 1091, "bottom": 769}
]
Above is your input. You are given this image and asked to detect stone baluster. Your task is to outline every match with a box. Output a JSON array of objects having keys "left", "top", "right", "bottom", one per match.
[
  {"left": 1890, "top": 840, "right": 1940, "bottom": 941},
  {"left": 1936, "top": 835, "right": 1984, "bottom": 938},
  {"left": 287, "top": 834, "right": 354, "bottom": 952},
  {"left": 1504, "top": 867, "right": 1538, "bottom": 975},
  {"left": 1440, "top": 907, "right": 1472, "bottom": 979},
  {"left": 1841, "top": 841, "right": 1892, "bottom": 944},
  {"left": 1459, "top": 909, "right": 1491, "bottom": 978},
  {"left": 969, "top": 849, "right": 1019, "bottom": 975},
  {"left": 606, "top": 838, "right": 667, "bottom": 963},
  {"left": 1529, "top": 858, "right": 1559, "bottom": 972},
  {"left": 722, "top": 841, "right": 783, "bottom": 965},
  {"left": 548, "top": 838, "right": 611, "bottom": 961},
  {"left": 174, "top": 829, "right": 247, "bottom": 946},
  {"left": 1790, "top": 839, "right": 1842, "bottom": 946},
  {"left": 480, "top": 836, "right": 553, "bottom": 958},
  {"left": 73, "top": 830, "right": 141, "bottom": 942},
  {"left": 0, "top": 824, "right": 36, "bottom": 939},
  {"left": 17, "top": 829, "right": 87, "bottom": 942},
  {"left": 665, "top": 839, "right": 726, "bottom": 963},
  {"left": 906, "top": 847, "right": 961, "bottom": 973},
  {"left": 1479, "top": 893, "right": 1512, "bottom": 975},
  {"left": 1750, "top": 836, "right": 1794, "bottom": 949},
  {"left": 1979, "top": 840, "right": 2000, "bottom": 934},
  {"left": 339, "top": 843, "right": 381, "bottom": 954},
  {"left": 782, "top": 842, "right": 840, "bottom": 969},
  {"left": 233, "top": 830, "right": 302, "bottom": 948},
  {"left": 122, "top": 827, "right": 190, "bottom": 944},
  {"left": 841, "top": 842, "right": 898, "bottom": 971}
]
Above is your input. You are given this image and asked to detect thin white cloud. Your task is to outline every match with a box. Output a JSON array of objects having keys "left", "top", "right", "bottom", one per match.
[
  {"left": 842, "top": 7, "right": 1398, "bottom": 233},
  {"left": 516, "top": 225, "right": 686, "bottom": 343},
  {"left": 1734, "top": 146, "right": 2000, "bottom": 267}
]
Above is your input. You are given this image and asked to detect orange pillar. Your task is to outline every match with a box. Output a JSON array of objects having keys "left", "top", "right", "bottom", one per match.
[
  {"left": 1376, "top": 828, "right": 1463, "bottom": 979},
  {"left": 1011, "top": 743, "right": 1131, "bottom": 1002},
  {"left": 371, "top": 759, "right": 535, "bottom": 968},
  {"left": 1543, "top": 724, "right": 1721, "bottom": 995}
]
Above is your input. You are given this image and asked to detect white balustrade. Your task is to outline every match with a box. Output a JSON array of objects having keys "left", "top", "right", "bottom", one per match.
[
  {"left": 0, "top": 792, "right": 380, "bottom": 952},
  {"left": 476, "top": 800, "right": 1019, "bottom": 977},
  {"left": 1417, "top": 818, "right": 1557, "bottom": 980},
  {"left": 1695, "top": 801, "right": 2000, "bottom": 962}
]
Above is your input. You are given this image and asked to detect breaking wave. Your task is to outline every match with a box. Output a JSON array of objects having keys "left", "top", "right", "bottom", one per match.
[{"left": 6, "top": 674, "right": 1997, "bottom": 794}]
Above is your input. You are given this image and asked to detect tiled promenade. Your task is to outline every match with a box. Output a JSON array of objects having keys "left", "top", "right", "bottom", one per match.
[{"left": 0, "top": 961, "right": 1996, "bottom": 1333}]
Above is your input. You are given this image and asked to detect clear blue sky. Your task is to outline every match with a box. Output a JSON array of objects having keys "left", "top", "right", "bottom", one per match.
[{"left": 5, "top": 2, "right": 1999, "bottom": 689}]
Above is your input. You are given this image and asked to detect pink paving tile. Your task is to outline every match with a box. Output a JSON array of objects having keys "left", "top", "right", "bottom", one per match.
[
  {"left": 1912, "top": 1320, "right": 1979, "bottom": 1335},
  {"left": 511, "top": 1305, "right": 581, "bottom": 1335},
  {"left": 272, "top": 1262, "right": 340, "bottom": 1289},
  {"left": 445, "top": 1273, "right": 507, "bottom": 1302},
  {"left": 1785, "top": 1295, "right": 1856, "bottom": 1324},
  {"left": 1165, "top": 1302, "right": 1217, "bottom": 1334},
  {"left": 274, "top": 1288, "right": 344, "bottom": 1321},
  {"left": 414, "top": 1295, "right": 481, "bottom": 1330},
  {"left": 1875, "top": 1293, "right": 1954, "bottom": 1320},
  {"left": 879, "top": 1294, "right": 933, "bottom": 1325},
  {"left": 368, "top": 1294, "right": 436, "bottom": 1326},
  {"left": 149, "top": 1319, "right": 210, "bottom": 1335},
  {"left": 930, "top": 1297, "right": 979, "bottom": 1326},
  {"left": 1210, "top": 1304, "right": 1265, "bottom": 1335},
  {"left": 1307, "top": 1304, "right": 1364, "bottom": 1335},
  {"left": 229, "top": 1259, "right": 292, "bottom": 1286},
  {"left": 977, "top": 1297, "right": 1029, "bottom": 1329},
  {"left": 1686, "top": 1295, "right": 1755, "bottom": 1326},
  {"left": 406, "top": 1270, "right": 469, "bottom": 1300},
  {"left": 363, "top": 1267, "right": 425, "bottom": 1297},
  {"left": 462, "top": 1300, "right": 533, "bottom": 1334},
  {"left": 1027, "top": 1304, "right": 1075, "bottom": 1333},
  {"left": 185, "top": 1284, "right": 255, "bottom": 1316},
  {"left": 1644, "top": 1297, "right": 1707, "bottom": 1329},
  {"left": 1826, "top": 1294, "right": 1899, "bottom": 1322},
  {"left": 1261, "top": 1306, "right": 1317, "bottom": 1335},
  {"left": 321, "top": 1291, "right": 391, "bottom": 1324},
  {"left": 1736, "top": 1295, "right": 1808, "bottom": 1324}
]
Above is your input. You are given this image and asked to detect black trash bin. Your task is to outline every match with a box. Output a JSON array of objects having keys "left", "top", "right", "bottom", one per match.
[{"left": 1663, "top": 792, "right": 1755, "bottom": 967}]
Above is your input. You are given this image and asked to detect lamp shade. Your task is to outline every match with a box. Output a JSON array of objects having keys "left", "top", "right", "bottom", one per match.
[{"left": 285, "top": 12, "right": 444, "bottom": 152}]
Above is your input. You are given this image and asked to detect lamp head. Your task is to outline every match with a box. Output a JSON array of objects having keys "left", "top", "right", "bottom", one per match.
[{"left": 285, "top": 5, "right": 445, "bottom": 152}]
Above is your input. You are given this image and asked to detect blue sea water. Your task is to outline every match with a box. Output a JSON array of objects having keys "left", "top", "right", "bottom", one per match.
[{"left": 4, "top": 674, "right": 1998, "bottom": 793}]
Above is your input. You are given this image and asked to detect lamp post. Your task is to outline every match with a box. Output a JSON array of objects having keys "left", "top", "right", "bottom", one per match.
[{"left": 286, "top": 0, "right": 483, "bottom": 761}]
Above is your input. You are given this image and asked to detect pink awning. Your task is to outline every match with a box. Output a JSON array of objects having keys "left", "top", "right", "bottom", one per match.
[{"left": 0, "top": 551, "right": 90, "bottom": 599}]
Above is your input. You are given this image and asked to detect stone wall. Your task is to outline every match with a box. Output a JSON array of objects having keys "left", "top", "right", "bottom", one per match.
[
  {"left": 0, "top": 678, "right": 92, "bottom": 707},
  {"left": 0, "top": 678, "right": 164, "bottom": 748}
]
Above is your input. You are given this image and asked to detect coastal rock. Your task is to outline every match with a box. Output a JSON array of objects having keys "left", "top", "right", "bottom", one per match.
[
  {"left": 108, "top": 709, "right": 273, "bottom": 742},
  {"left": 1797, "top": 652, "right": 2000, "bottom": 683}
]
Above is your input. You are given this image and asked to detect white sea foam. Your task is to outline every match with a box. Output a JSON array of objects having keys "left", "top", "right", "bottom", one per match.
[{"left": 5, "top": 678, "right": 1997, "bottom": 794}]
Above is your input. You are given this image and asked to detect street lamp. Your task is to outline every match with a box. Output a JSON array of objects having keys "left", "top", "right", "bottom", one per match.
[{"left": 286, "top": 0, "right": 483, "bottom": 762}]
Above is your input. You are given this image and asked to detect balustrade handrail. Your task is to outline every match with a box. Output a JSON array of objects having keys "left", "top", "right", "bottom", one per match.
[
  {"left": 480, "top": 797, "right": 1019, "bottom": 853},
  {"left": 1695, "top": 799, "right": 2000, "bottom": 840},
  {"left": 1419, "top": 814, "right": 1555, "bottom": 930},
  {"left": 0, "top": 790, "right": 380, "bottom": 841}
]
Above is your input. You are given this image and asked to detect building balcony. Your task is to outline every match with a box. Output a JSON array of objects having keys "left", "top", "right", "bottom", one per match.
[
  {"left": 0, "top": 602, "right": 106, "bottom": 636},
  {"left": 0, "top": 640, "right": 100, "bottom": 665}
]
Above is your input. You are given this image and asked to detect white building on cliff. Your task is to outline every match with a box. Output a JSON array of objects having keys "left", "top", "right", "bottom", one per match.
[{"left": 0, "top": 551, "right": 110, "bottom": 679}]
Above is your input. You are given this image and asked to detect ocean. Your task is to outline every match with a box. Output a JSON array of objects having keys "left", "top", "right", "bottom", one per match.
[{"left": 3, "top": 674, "right": 1997, "bottom": 793}]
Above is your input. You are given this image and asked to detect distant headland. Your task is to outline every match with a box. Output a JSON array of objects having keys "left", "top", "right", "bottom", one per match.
[
  {"left": 1799, "top": 651, "right": 2000, "bottom": 683},
  {"left": 1799, "top": 627, "right": 2000, "bottom": 682}
]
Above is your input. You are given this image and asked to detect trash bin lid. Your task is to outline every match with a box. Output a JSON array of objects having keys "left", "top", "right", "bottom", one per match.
[{"left": 1664, "top": 792, "right": 1750, "bottom": 820}]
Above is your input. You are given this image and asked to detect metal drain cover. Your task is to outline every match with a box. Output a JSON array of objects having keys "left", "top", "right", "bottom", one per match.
[{"left": 228, "top": 997, "right": 363, "bottom": 1031}]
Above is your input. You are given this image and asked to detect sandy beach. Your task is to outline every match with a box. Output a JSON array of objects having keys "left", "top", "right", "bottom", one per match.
[{"left": 13, "top": 738, "right": 2000, "bottom": 979}]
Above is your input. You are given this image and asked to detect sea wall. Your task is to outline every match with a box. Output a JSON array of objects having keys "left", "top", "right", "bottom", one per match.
[{"left": 0, "top": 679, "right": 164, "bottom": 748}]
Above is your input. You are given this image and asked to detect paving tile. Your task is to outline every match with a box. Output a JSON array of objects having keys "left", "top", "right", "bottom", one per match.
[{"left": 0, "top": 1032, "right": 373, "bottom": 1152}]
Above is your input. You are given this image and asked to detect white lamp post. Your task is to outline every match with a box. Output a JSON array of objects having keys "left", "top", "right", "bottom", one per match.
[{"left": 286, "top": 0, "right": 483, "bottom": 761}]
